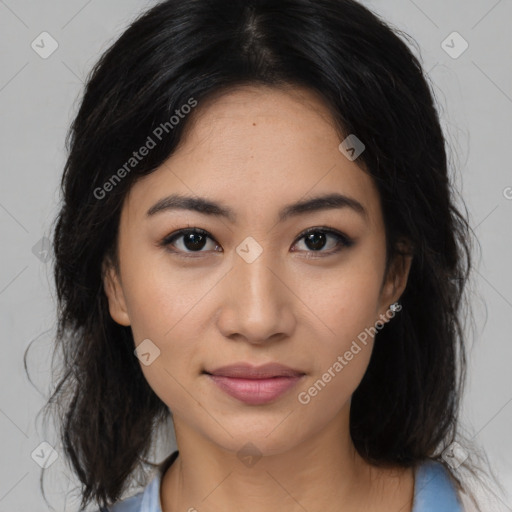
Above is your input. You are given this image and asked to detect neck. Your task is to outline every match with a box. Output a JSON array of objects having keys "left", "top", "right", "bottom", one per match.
[{"left": 160, "top": 407, "right": 414, "bottom": 512}]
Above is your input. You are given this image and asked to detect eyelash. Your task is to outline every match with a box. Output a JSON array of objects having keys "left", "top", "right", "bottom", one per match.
[{"left": 159, "top": 226, "right": 354, "bottom": 258}]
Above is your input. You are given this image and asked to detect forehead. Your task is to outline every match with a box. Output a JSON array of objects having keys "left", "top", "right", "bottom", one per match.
[
  {"left": 121, "top": 85, "right": 382, "bottom": 229},
  {"left": 180, "top": 84, "right": 342, "bottom": 152}
]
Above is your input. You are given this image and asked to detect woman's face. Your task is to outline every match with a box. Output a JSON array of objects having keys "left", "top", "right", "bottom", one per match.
[{"left": 103, "top": 85, "right": 412, "bottom": 455}]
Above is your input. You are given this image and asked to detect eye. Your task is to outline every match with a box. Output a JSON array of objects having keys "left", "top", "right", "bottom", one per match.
[
  {"left": 160, "top": 228, "right": 222, "bottom": 255},
  {"left": 159, "top": 226, "right": 354, "bottom": 257},
  {"left": 291, "top": 227, "right": 354, "bottom": 256}
]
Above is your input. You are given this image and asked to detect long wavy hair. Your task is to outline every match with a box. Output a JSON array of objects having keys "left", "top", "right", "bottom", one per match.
[{"left": 24, "top": 0, "right": 499, "bottom": 510}]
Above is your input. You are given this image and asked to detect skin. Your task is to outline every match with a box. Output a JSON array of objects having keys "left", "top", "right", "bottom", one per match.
[{"left": 103, "top": 84, "right": 414, "bottom": 512}]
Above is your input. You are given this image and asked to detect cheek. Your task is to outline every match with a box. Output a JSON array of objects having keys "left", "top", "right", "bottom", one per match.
[
  {"left": 295, "top": 282, "right": 377, "bottom": 418},
  {"left": 292, "top": 259, "right": 382, "bottom": 409},
  {"left": 295, "top": 344, "right": 372, "bottom": 431},
  {"left": 299, "top": 260, "right": 383, "bottom": 345},
  {"left": 122, "top": 249, "right": 206, "bottom": 340},
  {"left": 118, "top": 256, "right": 207, "bottom": 410}
]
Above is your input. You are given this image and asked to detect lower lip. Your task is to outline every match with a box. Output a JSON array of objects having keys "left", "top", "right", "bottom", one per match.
[{"left": 206, "top": 374, "right": 304, "bottom": 405}]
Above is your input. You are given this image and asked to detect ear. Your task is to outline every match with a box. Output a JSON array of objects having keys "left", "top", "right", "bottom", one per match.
[
  {"left": 102, "top": 257, "right": 131, "bottom": 326},
  {"left": 377, "top": 239, "right": 413, "bottom": 323}
]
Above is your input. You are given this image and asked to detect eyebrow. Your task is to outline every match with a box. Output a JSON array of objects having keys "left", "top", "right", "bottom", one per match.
[{"left": 146, "top": 192, "right": 368, "bottom": 223}]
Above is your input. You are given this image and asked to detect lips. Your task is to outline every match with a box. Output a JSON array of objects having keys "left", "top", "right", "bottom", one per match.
[
  {"left": 204, "top": 362, "right": 305, "bottom": 379},
  {"left": 204, "top": 363, "right": 305, "bottom": 405}
]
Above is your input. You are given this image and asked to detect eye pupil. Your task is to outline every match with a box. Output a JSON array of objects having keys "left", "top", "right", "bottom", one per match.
[
  {"left": 184, "top": 232, "right": 207, "bottom": 251},
  {"left": 305, "top": 232, "right": 327, "bottom": 251}
]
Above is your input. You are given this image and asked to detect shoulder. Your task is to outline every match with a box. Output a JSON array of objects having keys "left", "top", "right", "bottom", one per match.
[
  {"left": 91, "top": 451, "right": 178, "bottom": 512},
  {"left": 91, "top": 473, "right": 159, "bottom": 512},
  {"left": 413, "top": 459, "right": 464, "bottom": 511},
  {"left": 110, "top": 492, "right": 144, "bottom": 511},
  {"left": 91, "top": 491, "right": 144, "bottom": 512}
]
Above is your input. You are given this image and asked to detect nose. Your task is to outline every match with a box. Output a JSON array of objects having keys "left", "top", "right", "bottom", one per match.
[{"left": 215, "top": 249, "right": 296, "bottom": 345}]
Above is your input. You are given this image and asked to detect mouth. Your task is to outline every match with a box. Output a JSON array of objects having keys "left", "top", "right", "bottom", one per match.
[{"left": 203, "top": 362, "right": 306, "bottom": 405}]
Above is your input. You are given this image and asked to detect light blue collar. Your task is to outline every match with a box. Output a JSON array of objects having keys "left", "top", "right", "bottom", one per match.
[{"left": 412, "top": 459, "right": 463, "bottom": 511}]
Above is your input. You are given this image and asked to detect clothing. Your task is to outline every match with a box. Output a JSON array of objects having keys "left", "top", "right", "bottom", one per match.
[{"left": 97, "top": 451, "right": 463, "bottom": 511}]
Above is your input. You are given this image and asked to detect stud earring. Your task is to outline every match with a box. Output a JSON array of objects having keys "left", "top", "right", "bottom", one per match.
[{"left": 389, "top": 301, "right": 402, "bottom": 313}]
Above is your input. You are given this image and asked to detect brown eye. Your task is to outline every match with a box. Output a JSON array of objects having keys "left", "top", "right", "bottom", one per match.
[
  {"left": 162, "top": 228, "right": 221, "bottom": 254},
  {"left": 291, "top": 227, "right": 354, "bottom": 255},
  {"left": 160, "top": 226, "right": 353, "bottom": 258}
]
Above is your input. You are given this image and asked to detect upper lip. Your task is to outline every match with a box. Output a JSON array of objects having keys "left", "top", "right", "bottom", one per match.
[{"left": 205, "top": 363, "right": 305, "bottom": 379}]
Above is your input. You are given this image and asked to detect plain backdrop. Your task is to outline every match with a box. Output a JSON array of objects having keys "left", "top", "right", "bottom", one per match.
[{"left": 0, "top": 0, "right": 511, "bottom": 510}]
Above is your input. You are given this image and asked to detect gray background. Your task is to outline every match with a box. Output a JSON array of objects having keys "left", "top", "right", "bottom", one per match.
[{"left": 0, "top": 0, "right": 511, "bottom": 510}]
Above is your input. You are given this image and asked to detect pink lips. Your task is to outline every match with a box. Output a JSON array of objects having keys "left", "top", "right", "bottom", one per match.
[{"left": 205, "top": 363, "right": 305, "bottom": 405}]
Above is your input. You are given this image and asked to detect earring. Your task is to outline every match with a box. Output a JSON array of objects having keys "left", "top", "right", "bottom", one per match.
[{"left": 389, "top": 301, "right": 402, "bottom": 313}]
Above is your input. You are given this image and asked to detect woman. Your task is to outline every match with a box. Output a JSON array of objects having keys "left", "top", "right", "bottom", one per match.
[{"left": 40, "top": 0, "right": 496, "bottom": 510}]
